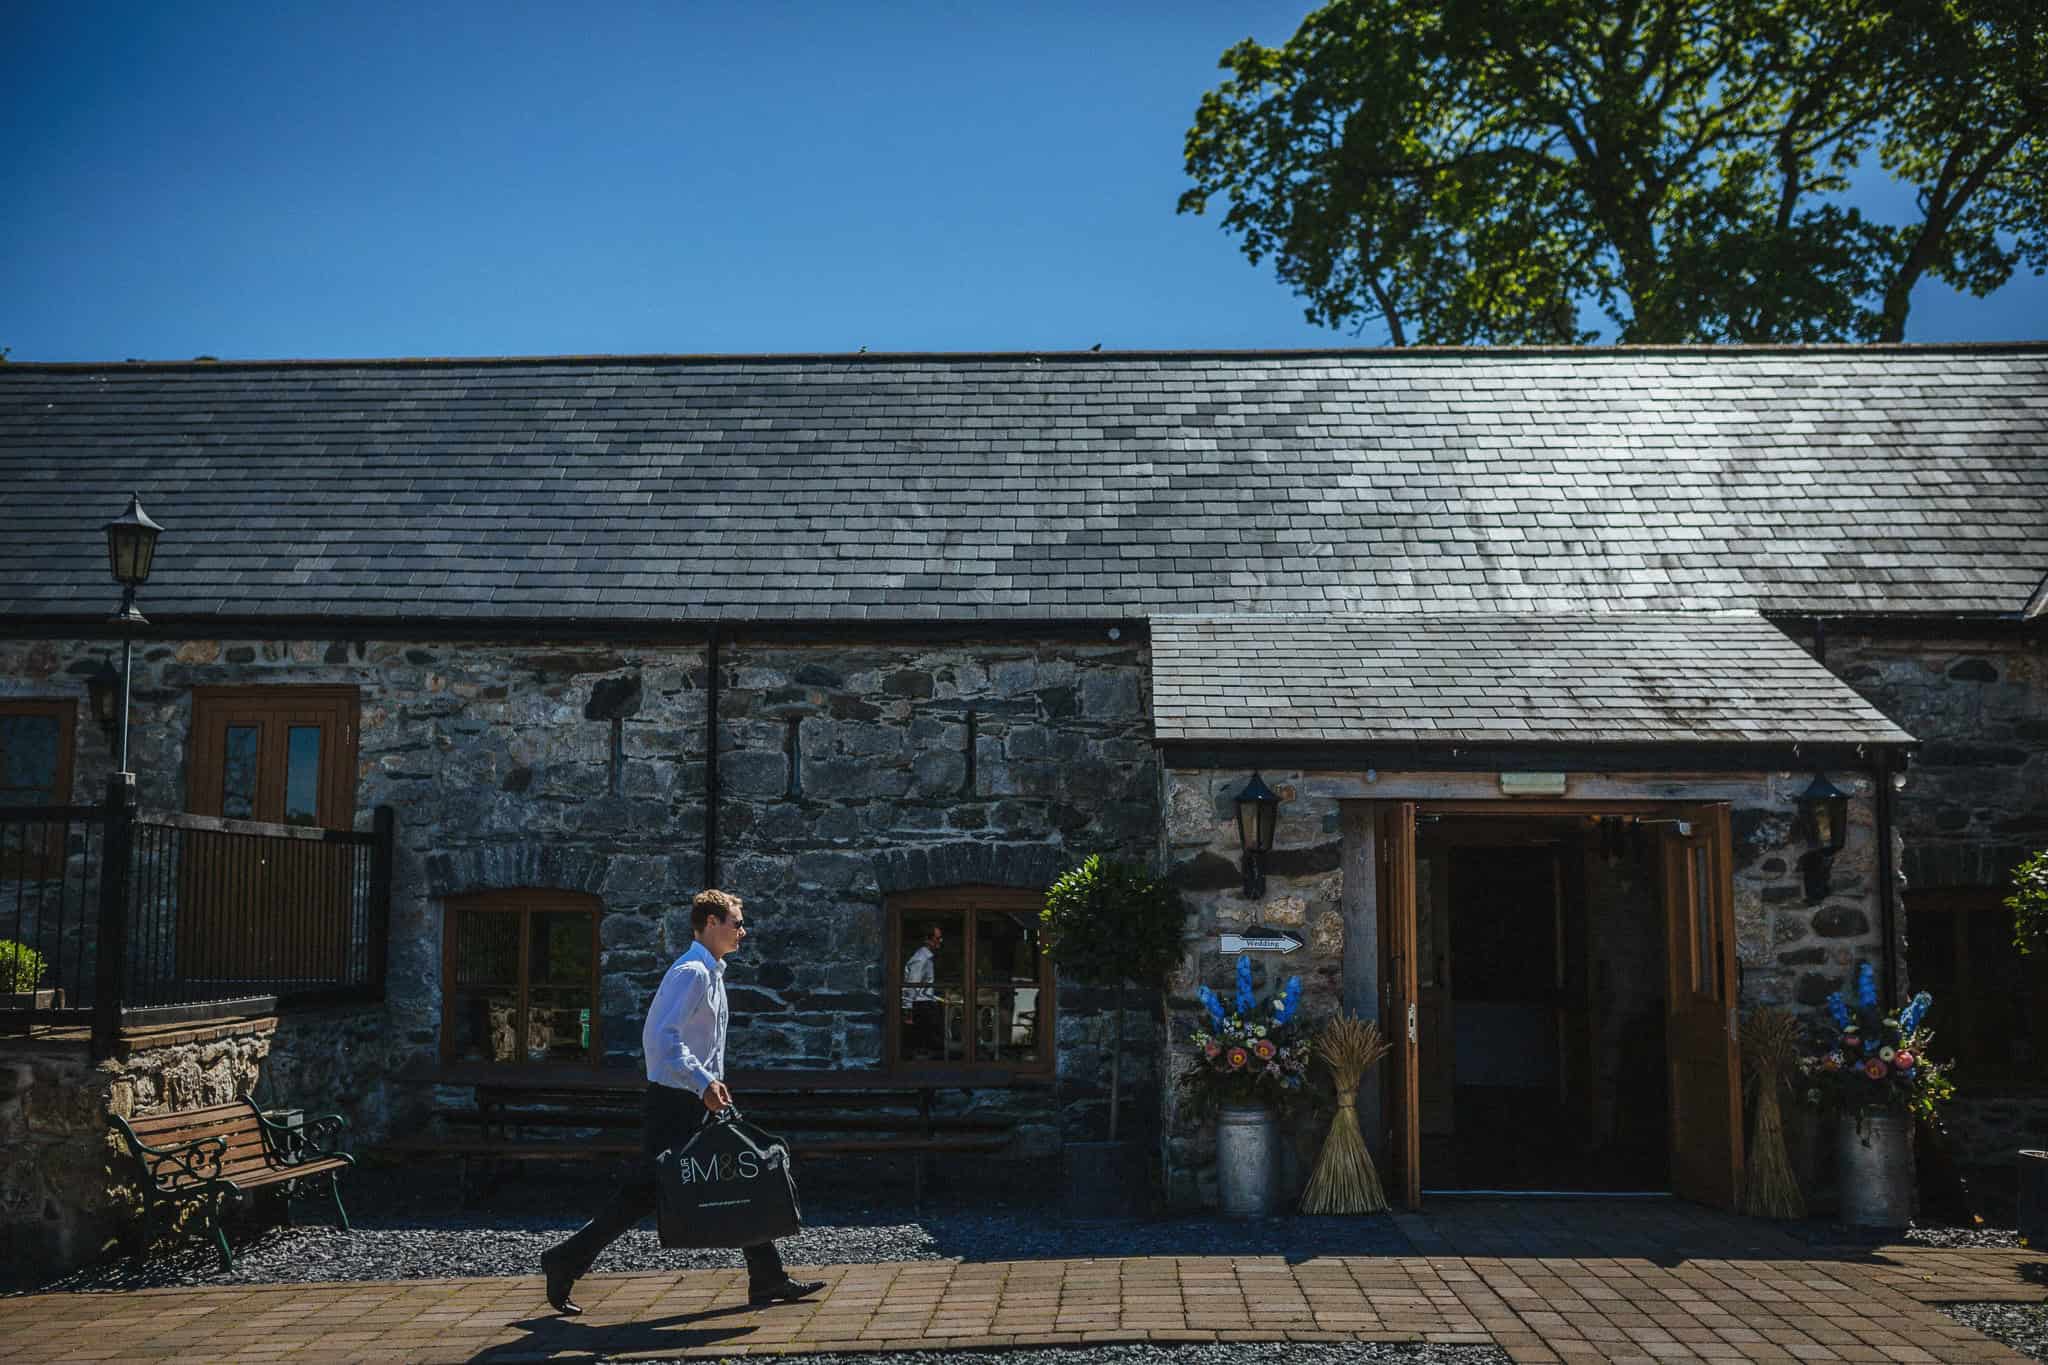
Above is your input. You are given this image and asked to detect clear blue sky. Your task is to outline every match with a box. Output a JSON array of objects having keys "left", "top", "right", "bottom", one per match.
[{"left": 3, "top": 2, "right": 2041, "bottom": 362}]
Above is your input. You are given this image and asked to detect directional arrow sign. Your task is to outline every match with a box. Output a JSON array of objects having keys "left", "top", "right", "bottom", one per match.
[{"left": 1218, "top": 930, "right": 1302, "bottom": 955}]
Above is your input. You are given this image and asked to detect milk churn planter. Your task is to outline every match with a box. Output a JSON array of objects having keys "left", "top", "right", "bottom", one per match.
[
  {"left": 1800, "top": 965, "right": 1955, "bottom": 1227},
  {"left": 1180, "top": 954, "right": 1308, "bottom": 1217}
]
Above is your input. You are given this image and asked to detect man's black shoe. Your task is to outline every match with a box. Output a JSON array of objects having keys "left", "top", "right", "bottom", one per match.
[
  {"left": 541, "top": 1250, "right": 583, "bottom": 1316},
  {"left": 747, "top": 1276, "right": 826, "bottom": 1306}
]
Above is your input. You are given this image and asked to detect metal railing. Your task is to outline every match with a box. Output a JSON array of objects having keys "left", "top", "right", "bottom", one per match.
[{"left": 0, "top": 776, "right": 394, "bottom": 1055}]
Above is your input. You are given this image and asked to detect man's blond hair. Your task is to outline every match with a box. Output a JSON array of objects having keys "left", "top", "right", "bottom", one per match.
[{"left": 691, "top": 888, "right": 743, "bottom": 932}]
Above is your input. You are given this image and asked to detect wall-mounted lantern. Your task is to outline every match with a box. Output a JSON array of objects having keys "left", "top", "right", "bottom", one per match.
[
  {"left": 1234, "top": 772, "right": 1280, "bottom": 900},
  {"left": 1796, "top": 771, "right": 1851, "bottom": 902},
  {"left": 85, "top": 657, "right": 123, "bottom": 739}
]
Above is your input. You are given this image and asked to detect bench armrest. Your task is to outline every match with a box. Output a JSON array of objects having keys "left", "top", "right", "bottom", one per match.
[
  {"left": 254, "top": 1108, "right": 350, "bottom": 1163},
  {"left": 297, "top": 1113, "right": 349, "bottom": 1159},
  {"left": 124, "top": 1133, "right": 229, "bottom": 1190}
]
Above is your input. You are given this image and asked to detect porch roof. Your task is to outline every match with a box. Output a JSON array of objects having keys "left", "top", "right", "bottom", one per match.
[{"left": 1149, "top": 611, "right": 1914, "bottom": 746}]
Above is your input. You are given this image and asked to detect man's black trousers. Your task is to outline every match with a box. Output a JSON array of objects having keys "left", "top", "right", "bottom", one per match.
[{"left": 551, "top": 1083, "right": 786, "bottom": 1285}]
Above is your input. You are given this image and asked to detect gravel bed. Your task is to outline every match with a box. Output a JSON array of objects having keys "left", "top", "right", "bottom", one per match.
[
  {"left": 19, "top": 1163, "right": 1412, "bottom": 1294},
  {"left": 1785, "top": 1219, "right": 2026, "bottom": 1250},
  {"left": 1939, "top": 1303, "right": 2048, "bottom": 1362}
]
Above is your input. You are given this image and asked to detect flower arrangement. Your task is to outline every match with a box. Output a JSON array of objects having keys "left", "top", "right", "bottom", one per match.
[
  {"left": 1801, "top": 963, "right": 1954, "bottom": 1124},
  {"left": 1180, "top": 953, "right": 1311, "bottom": 1116}
]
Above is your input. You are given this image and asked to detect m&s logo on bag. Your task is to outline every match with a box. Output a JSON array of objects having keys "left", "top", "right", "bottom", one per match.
[{"left": 676, "top": 1150, "right": 767, "bottom": 1184}]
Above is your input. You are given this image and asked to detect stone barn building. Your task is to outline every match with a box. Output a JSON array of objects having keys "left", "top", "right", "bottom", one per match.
[{"left": 0, "top": 345, "right": 2042, "bottom": 1265}]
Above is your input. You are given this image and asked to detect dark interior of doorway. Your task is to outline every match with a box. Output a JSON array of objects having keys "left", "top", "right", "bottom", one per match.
[{"left": 1417, "top": 813, "right": 1670, "bottom": 1192}]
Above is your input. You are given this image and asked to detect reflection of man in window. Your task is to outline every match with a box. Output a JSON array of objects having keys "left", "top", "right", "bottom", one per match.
[{"left": 902, "top": 925, "right": 944, "bottom": 1059}]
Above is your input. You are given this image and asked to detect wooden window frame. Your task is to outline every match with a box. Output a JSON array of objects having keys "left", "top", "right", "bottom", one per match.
[
  {"left": 1905, "top": 886, "right": 2047, "bottom": 1090},
  {"left": 0, "top": 699, "right": 79, "bottom": 875},
  {"left": 440, "top": 888, "right": 604, "bottom": 1070},
  {"left": 884, "top": 886, "right": 1055, "bottom": 1079},
  {"left": 187, "top": 686, "right": 359, "bottom": 829}
]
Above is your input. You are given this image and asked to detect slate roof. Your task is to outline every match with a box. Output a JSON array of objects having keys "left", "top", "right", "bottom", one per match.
[
  {"left": 1150, "top": 612, "right": 1915, "bottom": 745},
  {"left": 0, "top": 346, "right": 2044, "bottom": 625}
]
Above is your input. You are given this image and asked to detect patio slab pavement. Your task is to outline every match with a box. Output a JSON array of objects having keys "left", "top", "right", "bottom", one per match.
[{"left": 3, "top": 1202, "right": 2044, "bottom": 1364}]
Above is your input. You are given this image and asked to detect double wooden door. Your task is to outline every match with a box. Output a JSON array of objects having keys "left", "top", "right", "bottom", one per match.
[{"left": 1378, "top": 800, "right": 1742, "bottom": 1210}]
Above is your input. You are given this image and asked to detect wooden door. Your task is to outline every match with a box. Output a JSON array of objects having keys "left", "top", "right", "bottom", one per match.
[
  {"left": 1659, "top": 803, "right": 1743, "bottom": 1208},
  {"left": 1379, "top": 800, "right": 1422, "bottom": 1209},
  {"left": 182, "top": 688, "right": 358, "bottom": 982}
]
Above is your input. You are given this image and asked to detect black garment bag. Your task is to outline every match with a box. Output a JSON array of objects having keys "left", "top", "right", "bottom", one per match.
[{"left": 654, "top": 1108, "right": 802, "bottom": 1249}]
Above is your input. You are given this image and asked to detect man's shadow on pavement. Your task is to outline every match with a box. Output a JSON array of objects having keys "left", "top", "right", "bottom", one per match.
[{"left": 469, "top": 1302, "right": 765, "bottom": 1362}]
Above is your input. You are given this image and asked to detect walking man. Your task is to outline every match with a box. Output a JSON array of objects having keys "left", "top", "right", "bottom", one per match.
[{"left": 541, "top": 889, "right": 824, "bottom": 1315}]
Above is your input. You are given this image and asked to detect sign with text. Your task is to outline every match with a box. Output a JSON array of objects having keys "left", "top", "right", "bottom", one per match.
[{"left": 1218, "top": 929, "right": 1302, "bottom": 955}]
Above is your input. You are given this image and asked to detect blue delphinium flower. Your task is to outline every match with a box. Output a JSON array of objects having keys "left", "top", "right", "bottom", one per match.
[
  {"left": 1235, "top": 953, "right": 1255, "bottom": 1016},
  {"left": 1272, "top": 975, "right": 1302, "bottom": 1026},
  {"left": 1857, "top": 962, "right": 1878, "bottom": 1010},
  {"left": 1900, "top": 991, "right": 1932, "bottom": 1033},
  {"left": 1197, "top": 984, "right": 1226, "bottom": 1026},
  {"left": 1826, "top": 993, "right": 1851, "bottom": 1031}
]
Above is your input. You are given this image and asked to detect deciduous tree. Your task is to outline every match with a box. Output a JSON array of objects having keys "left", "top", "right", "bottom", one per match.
[{"left": 1179, "top": 0, "right": 2047, "bottom": 344}]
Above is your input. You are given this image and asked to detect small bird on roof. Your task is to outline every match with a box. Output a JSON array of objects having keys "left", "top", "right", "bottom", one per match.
[{"left": 1090, "top": 343, "right": 1102, "bottom": 351}]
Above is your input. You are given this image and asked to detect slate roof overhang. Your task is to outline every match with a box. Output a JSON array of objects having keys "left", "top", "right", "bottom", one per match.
[
  {"left": 1149, "top": 612, "right": 1916, "bottom": 763},
  {"left": 1, "top": 344, "right": 2044, "bottom": 627}
]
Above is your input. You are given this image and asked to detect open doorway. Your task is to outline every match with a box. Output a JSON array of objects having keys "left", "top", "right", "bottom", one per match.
[
  {"left": 1415, "top": 812, "right": 1667, "bottom": 1191},
  {"left": 1379, "top": 801, "right": 1739, "bottom": 1207}
]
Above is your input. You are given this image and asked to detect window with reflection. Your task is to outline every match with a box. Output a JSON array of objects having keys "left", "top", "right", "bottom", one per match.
[
  {"left": 888, "top": 887, "right": 1053, "bottom": 1073},
  {"left": 0, "top": 700, "right": 76, "bottom": 875},
  {"left": 188, "top": 687, "right": 357, "bottom": 828},
  {"left": 442, "top": 889, "right": 601, "bottom": 1067}
]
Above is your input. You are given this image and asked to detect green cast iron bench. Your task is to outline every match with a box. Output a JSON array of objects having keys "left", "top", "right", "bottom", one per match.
[{"left": 111, "top": 1096, "right": 354, "bottom": 1269}]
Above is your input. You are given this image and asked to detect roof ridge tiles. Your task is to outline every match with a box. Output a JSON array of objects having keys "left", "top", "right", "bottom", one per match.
[{"left": 5, "top": 341, "right": 2048, "bottom": 372}]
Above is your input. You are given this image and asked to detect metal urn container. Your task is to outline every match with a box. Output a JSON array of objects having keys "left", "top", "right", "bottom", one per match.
[
  {"left": 1215, "top": 1104, "right": 1277, "bottom": 1217},
  {"left": 2019, "top": 1150, "right": 2048, "bottom": 1245},
  {"left": 1836, "top": 1113, "right": 1915, "bottom": 1227}
]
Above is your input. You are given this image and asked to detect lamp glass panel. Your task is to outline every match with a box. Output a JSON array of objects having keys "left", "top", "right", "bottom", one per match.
[
  {"left": 105, "top": 524, "right": 159, "bottom": 586},
  {"left": 1255, "top": 799, "right": 1278, "bottom": 852}
]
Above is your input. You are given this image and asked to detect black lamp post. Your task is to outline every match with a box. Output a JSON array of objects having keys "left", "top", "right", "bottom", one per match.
[
  {"left": 1234, "top": 772, "right": 1280, "bottom": 900},
  {"left": 101, "top": 494, "right": 163, "bottom": 774},
  {"left": 1796, "top": 771, "right": 1851, "bottom": 903}
]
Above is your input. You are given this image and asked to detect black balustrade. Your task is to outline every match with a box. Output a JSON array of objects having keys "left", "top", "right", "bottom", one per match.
[{"left": 0, "top": 782, "right": 394, "bottom": 1057}]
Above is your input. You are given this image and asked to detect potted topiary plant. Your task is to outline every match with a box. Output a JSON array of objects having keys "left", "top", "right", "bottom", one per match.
[{"left": 1041, "top": 854, "right": 1186, "bottom": 1219}]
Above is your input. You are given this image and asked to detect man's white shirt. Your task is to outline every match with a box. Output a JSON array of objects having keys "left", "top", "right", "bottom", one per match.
[
  {"left": 902, "top": 944, "right": 937, "bottom": 1008},
  {"left": 643, "top": 940, "right": 728, "bottom": 1095}
]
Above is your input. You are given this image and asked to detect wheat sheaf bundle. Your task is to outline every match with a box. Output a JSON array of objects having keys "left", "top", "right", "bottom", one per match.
[
  {"left": 1301, "top": 1012, "right": 1394, "bottom": 1215},
  {"left": 1740, "top": 1007, "right": 1806, "bottom": 1219}
]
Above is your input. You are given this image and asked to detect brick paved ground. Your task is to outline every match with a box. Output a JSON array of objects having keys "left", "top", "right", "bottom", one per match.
[{"left": 4, "top": 1203, "right": 2043, "bottom": 1364}]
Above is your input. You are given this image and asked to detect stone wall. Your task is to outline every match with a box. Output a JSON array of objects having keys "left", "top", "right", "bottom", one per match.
[
  {"left": 1157, "top": 767, "right": 1889, "bottom": 1209},
  {"left": 1825, "top": 629, "right": 2047, "bottom": 893},
  {"left": 0, "top": 1007, "right": 379, "bottom": 1277},
  {"left": 1824, "top": 627, "right": 2048, "bottom": 1169},
  {"left": 1, "top": 634, "right": 1160, "bottom": 1152}
]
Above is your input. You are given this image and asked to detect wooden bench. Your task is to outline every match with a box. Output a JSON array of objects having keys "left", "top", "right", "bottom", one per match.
[
  {"left": 111, "top": 1097, "right": 354, "bottom": 1270},
  {"left": 382, "top": 1066, "right": 1025, "bottom": 1205}
]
